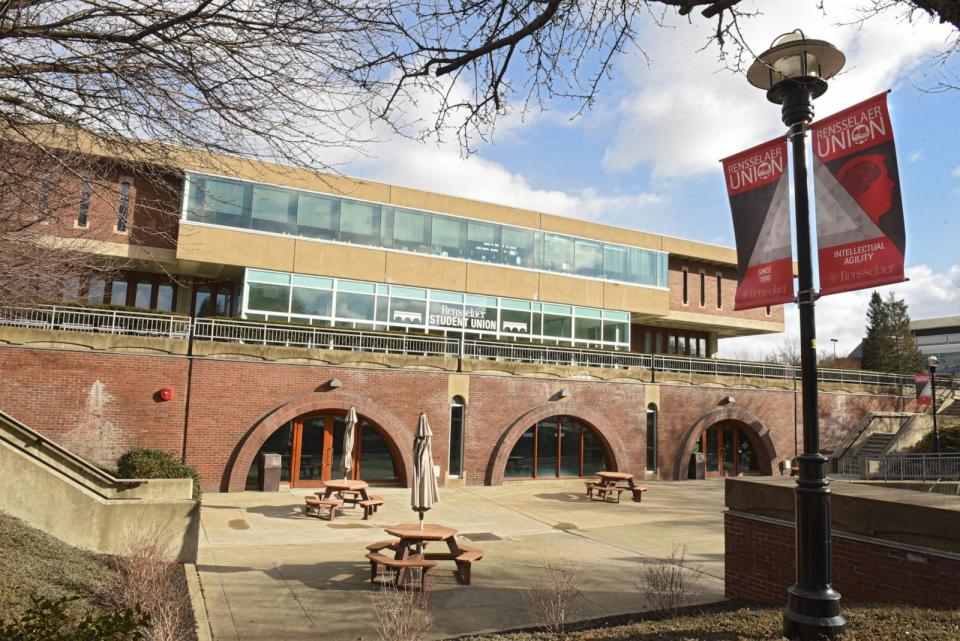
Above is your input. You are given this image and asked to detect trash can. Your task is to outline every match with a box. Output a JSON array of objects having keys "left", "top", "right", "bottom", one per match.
[
  {"left": 688, "top": 452, "right": 705, "bottom": 480},
  {"left": 261, "top": 453, "right": 281, "bottom": 492}
]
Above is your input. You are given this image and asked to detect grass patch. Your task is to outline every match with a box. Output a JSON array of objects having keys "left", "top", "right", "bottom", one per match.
[
  {"left": 461, "top": 603, "right": 960, "bottom": 640},
  {"left": 0, "top": 511, "right": 111, "bottom": 618}
]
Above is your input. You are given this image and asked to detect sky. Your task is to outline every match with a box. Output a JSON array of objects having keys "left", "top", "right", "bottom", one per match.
[{"left": 322, "top": 1, "right": 960, "bottom": 360}]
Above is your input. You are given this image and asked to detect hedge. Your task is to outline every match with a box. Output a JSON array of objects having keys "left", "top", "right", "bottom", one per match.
[{"left": 116, "top": 449, "right": 202, "bottom": 499}]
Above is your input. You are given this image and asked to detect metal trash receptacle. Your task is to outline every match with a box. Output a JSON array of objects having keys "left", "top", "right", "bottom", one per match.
[
  {"left": 261, "top": 453, "right": 281, "bottom": 492},
  {"left": 688, "top": 452, "right": 705, "bottom": 480}
]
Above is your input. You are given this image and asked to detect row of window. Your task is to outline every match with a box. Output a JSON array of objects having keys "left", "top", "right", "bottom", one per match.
[
  {"left": 682, "top": 269, "right": 725, "bottom": 309},
  {"left": 635, "top": 326, "right": 711, "bottom": 357},
  {"left": 184, "top": 173, "right": 669, "bottom": 288},
  {"left": 76, "top": 179, "right": 132, "bottom": 232},
  {"left": 62, "top": 273, "right": 176, "bottom": 311},
  {"left": 243, "top": 269, "right": 632, "bottom": 348}
]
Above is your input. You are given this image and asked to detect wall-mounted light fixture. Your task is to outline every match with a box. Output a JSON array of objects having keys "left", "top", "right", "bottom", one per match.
[
  {"left": 721, "top": 395, "right": 735, "bottom": 405},
  {"left": 558, "top": 388, "right": 570, "bottom": 399},
  {"left": 328, "top": 379, "right": 343, "bottom": 389}
]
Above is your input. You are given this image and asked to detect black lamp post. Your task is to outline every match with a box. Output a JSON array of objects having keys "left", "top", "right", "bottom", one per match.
[
  {"left": 928, "top": 355, "right": 941, "bottom": 454},
  {"left": 747, "top": 30, "right": 846, "bottom": 640}
]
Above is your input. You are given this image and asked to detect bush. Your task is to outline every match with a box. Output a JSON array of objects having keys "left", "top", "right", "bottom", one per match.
[
  {"left": 0, "top": 596, "right": 149, "bottom": 641},
  {"left": 116, "top": 450, "right": 201, "bottom": 499}
]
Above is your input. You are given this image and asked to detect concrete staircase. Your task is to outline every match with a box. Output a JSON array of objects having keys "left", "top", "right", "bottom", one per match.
[{"left": 857, "top": 433, "right": 895, "bottom": 458}]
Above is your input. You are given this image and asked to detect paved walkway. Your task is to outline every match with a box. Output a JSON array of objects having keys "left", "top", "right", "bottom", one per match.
[{"left": 197, "top": 479, "right": 727, "bottom": 640}]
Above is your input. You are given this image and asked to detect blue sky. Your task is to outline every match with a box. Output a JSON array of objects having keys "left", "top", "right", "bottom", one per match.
[{"left": 327, "top": 2, "right": 959, "bottom": 360}]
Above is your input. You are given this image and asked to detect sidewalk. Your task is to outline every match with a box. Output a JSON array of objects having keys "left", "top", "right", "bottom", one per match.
[{"left": 197, "top": 479, "right": 727, "bottom": 640}]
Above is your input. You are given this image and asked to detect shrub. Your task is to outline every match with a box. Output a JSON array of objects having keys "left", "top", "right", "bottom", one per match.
[
  {"left": 373, "top": 584, "right": 432, "bottom": 641},
  {"left": 0, "top": 596, "right": 149, "bottom": 641},
  {"left": 116, "top": 449, "right": 201, "bottom": 499},
  {"left": 637, "top": 543, "right": 702, "bottom": 617},
  {"left": 523, "top": 560, "right": 582, "bottom": 638}
]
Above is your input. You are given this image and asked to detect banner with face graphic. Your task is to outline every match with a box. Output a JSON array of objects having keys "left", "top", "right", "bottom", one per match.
[
  {"left": 722, "top": 137, "right": 794, "bottom": 310},
  {"left": 811, "top": 93, "right": 906, "bottom": 296}
]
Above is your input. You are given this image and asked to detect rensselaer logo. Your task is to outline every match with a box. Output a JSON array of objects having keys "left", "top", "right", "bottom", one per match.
[
  {"left": 851, "top": 123, "right": 871, "bottom": 145},
  {"left": 756, "top": 162, "right": 773, "bottom": 180}
]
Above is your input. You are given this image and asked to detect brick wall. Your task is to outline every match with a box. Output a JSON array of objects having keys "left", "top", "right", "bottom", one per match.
[
  {"left": 725, "top": 512, "right": 960, "bottom": 608},
  {"left": 0, "top": 345, "right": 898, "bottom": 492},
  {"left": 668, "top": 258, "right": 784, "bottom": 324}
]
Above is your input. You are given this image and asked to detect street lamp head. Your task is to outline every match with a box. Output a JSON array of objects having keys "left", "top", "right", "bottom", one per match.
[
  {"left": 928, "top": 355, "right": 939, "bottom": 370},
  {"left": 747, "top": 29, "right": 845, "bottom": 104}
]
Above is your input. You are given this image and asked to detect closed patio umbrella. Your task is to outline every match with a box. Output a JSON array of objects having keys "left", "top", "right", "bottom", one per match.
[
  {"left": 411, "top": 412, "right": 440, "bottom": 530},
  {"left": 342, "top": 407, "right": 357, "bottom": 480}
]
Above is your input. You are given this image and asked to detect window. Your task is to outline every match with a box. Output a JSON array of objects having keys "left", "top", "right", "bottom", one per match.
[
  {"left": 682, "top": 268, "right": 689, "bottom": 305},
  {"left": 156, "top": 284, "right": 174, "bottom": 312},
  {"left": 251, "top": 184, "right": 295, "bottom": 234},
  {"left": 542, "top": 234, "right": 573, "bottom": 272},
  {"left": 504, "top": 416, "right": 608, "bottom": 478},
  {"left": 116, "top": 181, "right": 131, "bottom": 232},
  {"left": 297, "top": 193, "right": 339, "bottom": 240},
  {"left": 466, "top": 220, "right": 500, "bottom": 263},
  {"left": 716, "top": 273, "right": 723, "bottom": 309},
  {"left": 394, "top": 208, "right": 431, "bottom": 253},
  {"left": 87, "top": 279, "right": 106, "bottom": 304},
  {"left": 339, "top": 200, "right": 381, "bottom": 245},
  {"left": 134, "top": 281, "right": 153, "bottom": 309},
  {"left": 646, "top": 404, "right": 658, "bottom": 472},
  {"left": 502, "top": 227, "right": 535, "bottom": 268},
  {"left": 574, "top": 239, "right": 603, "bottom": 278},
  {"left": 699, "top": 271, "right": 706, "bottom": 307},
  {"left": 109, "top": 281, "right": 128, "bottom": 306},
  {"left": 449, "top": 396, "right": 465, "bottom": 477},
  {"left": 431, "top": 216, "right": 465, "bottom": 258},
  {"left": 766, "top": 305, "right": 771, "bottom": 316},
  {"left": 77, "top": 181, "right": 91, "bottom": 227}
]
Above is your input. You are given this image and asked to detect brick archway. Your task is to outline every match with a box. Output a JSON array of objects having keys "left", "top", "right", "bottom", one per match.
[
  {"left": 486, "top": 401, "right": 630, "bottom": 485},
  {"left": 226, "top": 391, "right": 414, "bottom": 491},
  {"left": 672, "top": 405, "right": 776, "bottom": 480}
]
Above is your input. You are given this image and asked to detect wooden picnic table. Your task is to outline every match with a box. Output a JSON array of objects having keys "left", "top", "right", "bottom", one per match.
[
  {"left": 376, "top": 523, "right": 484, "bottom": 585},
  {"left": 318, "top": 479, "right": 370, "bottom": 506},
  {"left": 588, "top": 471, "right": 648, "bottom": 503}
]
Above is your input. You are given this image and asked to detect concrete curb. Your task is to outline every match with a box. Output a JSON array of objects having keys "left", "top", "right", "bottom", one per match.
[{"left": 185, "top": 563, "right": 213, "bottom": 641}]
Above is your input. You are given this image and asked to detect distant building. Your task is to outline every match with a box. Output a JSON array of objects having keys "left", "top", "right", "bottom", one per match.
[{"left": 911, "top": 316, "right": 960, "bottom": 374}]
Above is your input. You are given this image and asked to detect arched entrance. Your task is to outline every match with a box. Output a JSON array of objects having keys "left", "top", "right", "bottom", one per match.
[
  {"left": 673, "top": 405, "right": 776, "bottom": 480},
  {"left": 694, "top": 420, "right": 760, "bottom": 477},
  {"left": 245, "top": 409, "right": 403, "bottom": 489},
  {"left": 502, "top": 415, "right": 611, "bottom": 480}
]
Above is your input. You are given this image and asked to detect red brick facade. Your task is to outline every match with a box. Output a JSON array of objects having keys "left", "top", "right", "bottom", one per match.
[
  {"left": 0, "top": 345, "right": 900, "bottom": 492},
  {"left": 725, "top": 512, "right": 960, "bottom": 608}
]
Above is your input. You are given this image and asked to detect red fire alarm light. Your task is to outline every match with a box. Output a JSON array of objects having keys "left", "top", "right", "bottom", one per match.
[{"left": 158, "top": 387, "right": 176, "bottom": 402}]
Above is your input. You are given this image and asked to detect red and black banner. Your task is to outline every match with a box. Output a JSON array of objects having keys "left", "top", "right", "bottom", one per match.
[
  {"left": 915, "top": 374, "right": 932, "bottom": 406},
  {"left": 722, "top": 137, "right": 794, "bottom": 310},
  {"left": 811, "top": 93, "right": 906, "bottom": 295}
]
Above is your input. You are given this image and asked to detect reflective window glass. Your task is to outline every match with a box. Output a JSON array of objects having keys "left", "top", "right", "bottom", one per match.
[
  {"left": 87, "top": 279, "right": 105, "bottom": 303},
  {"left": 502, "top": 227, "right": 535, "bottom": 268},
  {"left": 394, "top": 208, "right": 431, "bottom": 253},
  {"left": 204, "top": 178, "right": 249, "bottom": 226},
  {"left": 134, "top": 282, "right": 153, "bottom": 309},
  {"left": 583, "top": 426, "right": 606, "bottom": 476},
  {"left": 216, "top": 287, "right": 232, "bottom": 316},
  {"left": 646, "top": 404, "right": 657, "bottom": 472},
  {"left": 543, "top": 314, "right": 572, "bottom": 339},
  {"left": 248, "top": 282, "right": 289, "bottom": 313},
  {"left": 116, "top": 181, "right": 131, "bottom": 232},
  {"left": 335, "top": 292, "right": 375, "bottom": 320},
  {"left": 156, "top": 284, "right": 174, "bottom": 312},
  {"left": 291, "top": 288, "right": 332, "bottom": 316},
  {"left": 501, "top": 309, "right": 530, "bottom": 336},
  {"left": 390, "top": 298, "right": 426, "bottom": 325},
  {"left": 251, "top": 184, "right": 295, "bottom": 234},
  {"left": 291, "top": 275, "right": 332, "bottom": 289},
  {"left": 604, "top": 245, "right": 628, "bottom": 282},
  {"left": 560, "top": 418, "right": 580, "bottom": 477},
  {"left": 431, "top": 216, "right": 465, "bottom": 258},
  {"left": 339, "top": 200, "right": 381, "bottom": 244},
  {"left": 297, "top": 193, "right": 339, "bottom": 240},
  {"left": 537, "top": 418, "right": 558, "bottom": 477},
  {"left": 62, "top": 276, "right": 81, "bottom": 301},
  {"left": 543, "top": 234, "right": 573, "bottom": 272},
  {"left": 248, "top": 269, "right": 290, "bottom": 285},
  {"left": 575, "top": 316, "right": 603, "bottom": 342},
  {"left": 603, "top": 320, "right": 628, "bottom": 344},
  {"left": 359, "top": 422, "right": 398, "bottom": 481},
  {"left": 505, "top": 427, "right": 535, "bottom": 478},
  {"left": 574, "top": 239, "right": 603, "bottom": 278},
  {"left": 110, "top": 281, "right": 128, "bottom": 306},
  {"left": 466, "top": 220, "right": 500, "bottom": 263},
  {"left": 630, "top": 248, "right": 659, "bottom": 286}
]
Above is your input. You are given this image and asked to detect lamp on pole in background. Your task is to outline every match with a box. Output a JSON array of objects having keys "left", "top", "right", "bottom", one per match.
[
  {"left": 747, "top": 29, "right": 846, "bottom": 640},
  {"left": 830, "top": 338, "right": 838, "bottom": 360},
  {"left": 928, "top": 355, "right": 941, "bottom": 454}
]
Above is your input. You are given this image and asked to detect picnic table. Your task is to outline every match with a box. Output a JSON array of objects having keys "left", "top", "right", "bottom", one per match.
[
  {"left": 585, "top": 471, "right": 648, "bottom": 503},
  {"left": 316, "top": 480, "right": 384, "bottom": 519},
  {"left": 365, "top": 523, "right": 484, "bottom": 588}
]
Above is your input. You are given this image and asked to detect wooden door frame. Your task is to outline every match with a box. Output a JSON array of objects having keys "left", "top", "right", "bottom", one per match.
[{"left": 701, "top": 422, "right": 747, "bottom": 478}]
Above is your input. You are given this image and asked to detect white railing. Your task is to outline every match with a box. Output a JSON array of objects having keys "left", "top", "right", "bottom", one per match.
[
  {"left": 0, "top": 304, "right": 942, "bottom": 389},
  {"left": 0, "top": 305, "right": 190, "bottom": 339},
  {"left": 833, "top": 454, "right": 960, "bottom": 480},
  {"left": 192, "top": 318, "right": 460, "bottom": 358}
]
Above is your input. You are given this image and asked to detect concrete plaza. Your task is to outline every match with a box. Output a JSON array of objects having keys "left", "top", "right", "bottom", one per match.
[{"left": 197, "top": 480, "right": 727, "bottom": 640}]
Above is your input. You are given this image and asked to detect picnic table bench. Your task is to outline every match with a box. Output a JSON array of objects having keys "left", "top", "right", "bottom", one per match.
[
  {"left": 369, "top": 524, "right": 485, "bottom": 587},
  {"left": 303, "top": 496, "right": 343, "bottom": 520},
  {"left": 586, "top": 471, "right": 649, "bottom": 503},
  {"left": 357, "top": 495, "right": 384, "bottom": 520},
  {"left": 365, "top": 552, "right": 436, "bottom": 590}
]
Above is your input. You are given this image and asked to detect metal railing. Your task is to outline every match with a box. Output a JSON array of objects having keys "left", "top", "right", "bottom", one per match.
[
  {"left": 193, "top": 318, "right": 460, "bottom": 358},
  {"left": 833, "top": 454, "right": 960, "bottom": 480},
  {"left": 0, "top": 304, "right": 190, "bottom": 339},
  {"left": 1, "top": 304, "right": 950, "bottom": 389}
]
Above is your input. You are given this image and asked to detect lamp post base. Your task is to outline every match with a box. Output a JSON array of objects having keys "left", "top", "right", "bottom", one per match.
[{"left": 784, "top": 584, "right": 846, "bottom": 640}]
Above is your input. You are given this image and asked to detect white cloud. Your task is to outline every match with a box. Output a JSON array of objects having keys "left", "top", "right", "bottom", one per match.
[
  {"left": 909, "top": 150, "right": 924, "bottom": 163},
  {"left": 602, "top": 2, "right": 954, "bottom": 179},
  {"left": 952, "top": 165, "right": 960, "bottom": 178},
  {"left": 719, "top": 264, "right": 960, "bottom": 359}
]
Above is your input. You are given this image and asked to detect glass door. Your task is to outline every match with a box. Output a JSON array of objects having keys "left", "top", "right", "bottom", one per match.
[
  {"left": 292, "top": 416, "right": 329, "bottom": 487},
  {"left": 699, "top": 422, "right": 759, "bottom": 477}
]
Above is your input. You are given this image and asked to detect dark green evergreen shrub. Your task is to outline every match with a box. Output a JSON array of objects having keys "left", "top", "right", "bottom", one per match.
[
  {"left": 116, "top": 449, "right": 201, "bottom": 499},
  {"left": 0, "top": 596, "right": 149, "bottom": 641}
]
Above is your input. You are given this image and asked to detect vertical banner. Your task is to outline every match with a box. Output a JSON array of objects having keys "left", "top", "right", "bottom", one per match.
[
  {"left": 915, "top": 373, "right": 932, "bottom": 406},
  {"left": 811, "top": 92, "right": 906, "bottom": 295},
  {"left": 722, "top": 137, "right": 794, "bottom": 310}
]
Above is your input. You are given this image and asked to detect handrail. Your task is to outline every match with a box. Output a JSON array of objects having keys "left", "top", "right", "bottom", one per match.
[
  {"left": 1, "top": 304, "right": 950, "bottom": 389},
  {"left": 833, "top": 454, "right": 960, "bottom": 480}
]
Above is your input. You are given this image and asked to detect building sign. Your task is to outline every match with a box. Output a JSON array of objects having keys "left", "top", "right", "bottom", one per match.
[
  {"left": 915, "top": 373, "right": 932, "bottom": 406},
  {"left": 428, "top": 305, "right": 499, "bottom": 331},
  {"left": 722, "top": 137, "right": 795, "bottom": 310},
  {"left": 811, "top": 92, "right": 906, "bottom": 296}
]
